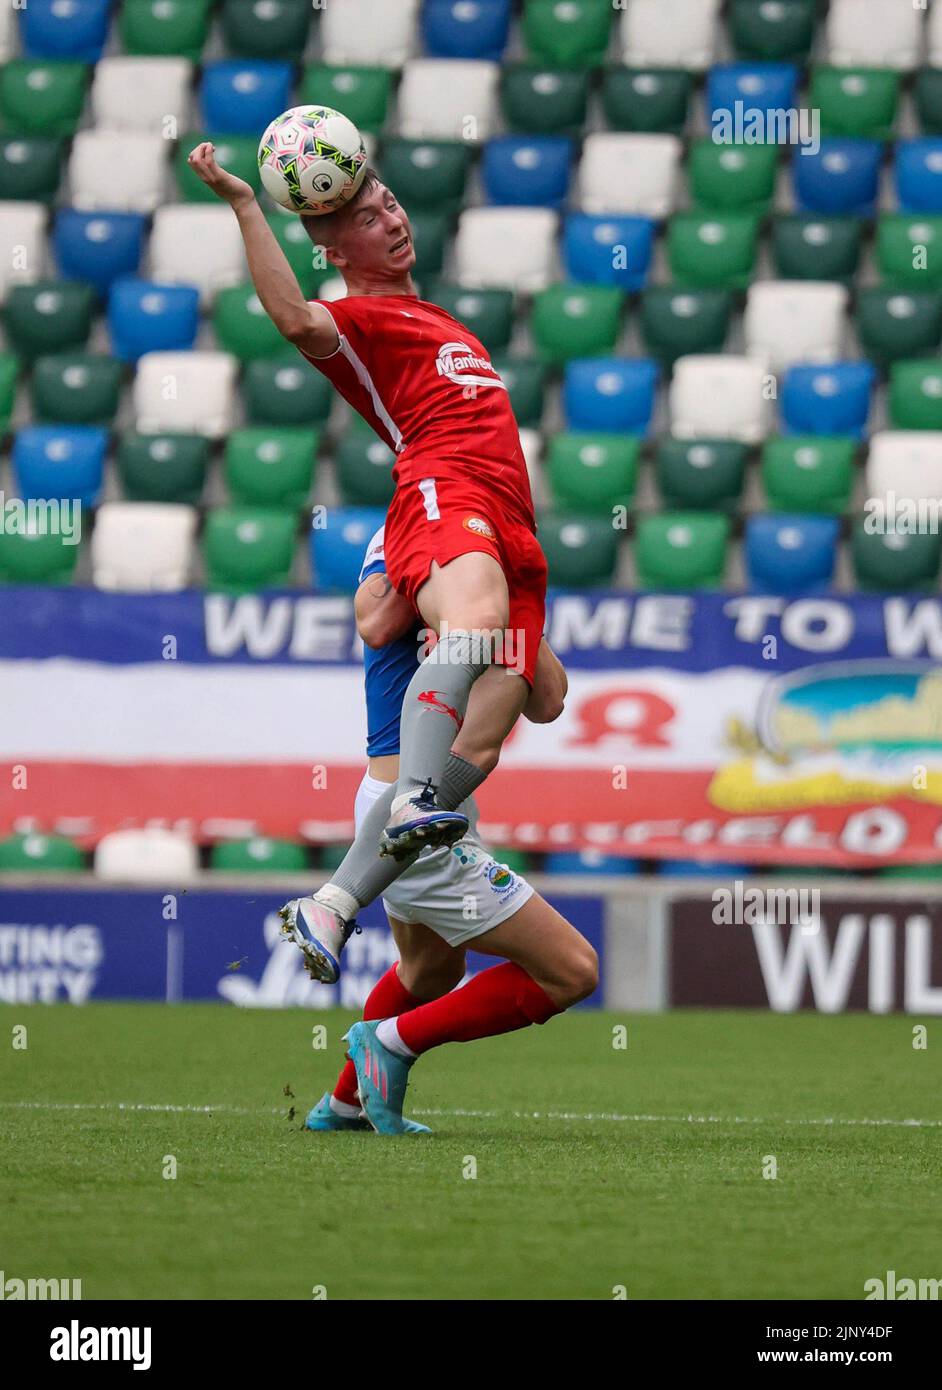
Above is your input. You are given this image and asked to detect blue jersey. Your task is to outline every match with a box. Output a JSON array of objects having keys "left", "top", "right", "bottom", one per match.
[{"left": 359, "top": 526, "right": 420, "bottom": 757}]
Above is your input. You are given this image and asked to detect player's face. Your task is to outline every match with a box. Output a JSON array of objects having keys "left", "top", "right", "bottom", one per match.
[{"left": 333, "top": 182, "right": 416, "bottom": 276}]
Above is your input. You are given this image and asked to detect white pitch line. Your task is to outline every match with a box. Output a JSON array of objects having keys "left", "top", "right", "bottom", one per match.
[{"left": 0, "top": 1100, "right": 939, "bottom": 1129}]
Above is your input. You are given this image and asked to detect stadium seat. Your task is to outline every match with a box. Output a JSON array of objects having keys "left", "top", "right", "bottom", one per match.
[
  {"left": 888, "top": 360, "right": 942, "bottom": 431},
  {"left": 107, "top": 280, "right": 200, "bottom": 362},
  {"left": 0, "top": 60, "right": 88, "bottom": 135},
  {"left": 493, "top": 356, "right": 547, "bottom": 427},
  {"left": 544, "top": 851, "right": 641, "bottom": 876},
  {"left": 0, "top": 204, "right": 46, "bottom": 302},
  {"left": 175, "top": 133, "right": 261, "bottom": 204},
  {"left": 0, "top": 136, "right": 65, "bottom": 203},
  {"left": 200, "top": 61, "right": 293, "bottom": 138},
  {"left": 531, "top": 284, "right": 623, "bottom": 363},
  {"left": 780, "top": 362, "right": 875, "bottom": 438},
  {"left": 655, "top": 438, "right": 747, "bottom": 511},
  {"left": 4, "top": 281, "right": 95, "bottom": 359},
  {"left": 426, "top": 283, "right": 515, "bottom": 351},
  {"left": 243, "top": 355, "right": 333, "bottom": 426},
  {"left": 0, "top": 832, "right": 84, "bottom": 872},
  {"left": 640, "top": 287, "right": 732, "bottom": 363},
  {"left": 579, "top": 133, "right": 681, "bottom": 217},
  {"left": 562, "top": 358, "right": 659, "bottom": 434},
  {"left": 659, "top": 858, "right": 752, "bottom": 877},
  {"left": 224, "top": 427, "right": 319, "bottom": 509},
  {"left": 667, "top": 212, "right": 760, "bottom": 289},
  {"left": 398, "top": 59, "right": 499, "bottom": 141},
  {"left": 744, "top": 514, "right": 839, "bottom": 592},
  {"left": 53, "top": 211, "right": 147, "bottom": 295},
  {"left": 379, "top": 140, "right": 472, "bottom": 211},
  {"left": 210, "top": 836, "right": 309, "bottom": 873},
  {"left": 452, "top": 204, "right": 558, "bottom": 291},
  {"left": 851, "top": 522, "right": 942, "bottom": 592},
  {"left": 856, "top": 289, "right": 942, "bottom": 365},
  {"left": 895, "top": 139, "right": 942, "bottom": 213},
  {"left": 91, "top": 501, "right": 197, "bottom": 591},
  {"left": 22, "top": 0, "right": 111, "bottom": 63},
  {"left": 213, "top": 284, "right": 287, "bottom": 361},
  {"left": 563, "top": 213, "right": 654, "bottom": 290},
  {"left": 688, "top": 140, "right": 778, "bottom": 212},
  {"left": 408, "top": 209, "right": 449, "bottom": 280},
  {"left": 31, "top": 354, "right": 123, "bottom": 426},
  {"left": 222, "top": 0, "right": 312, "bottom": 59},
  {"left": 335, "top": 426, "right": 395, "bottom": 506},
  {"left": 134, "top": 351, "right": 239, "bottom": 438},
  {"left": 915, "top": 67, "right": 942, "bottom": 135},
  {"left": 743, "top": 282, "right": 848, "bottom": 371},
  {"left": 525, "top": 0, "right": 612, "bottom": 69},
  {"left": 539, "top": 515, "right": 618, "bottom": 587},
  {"left": 825, "top": 0, "right": 922, "bottom": 70},
  {"left": 793, "top": 139, "right": 881, "bottom": 215},
  {"left": 204, "top": 507, "right": 298, "bottom": 592},
  {"left": 600, "top": 68, "right": 691, "bottom": 134},
  {"left": 546, "top": 433, "right": 639, "bottom": 514},
  {"left": 501, "top": 65, "right": 589, "bottom": 135},
  {"left": 761, "top": 436, "right": 856, "bottom": 514},
  {"left": 321, "top": 0, "right": 419, "bottom": 68},
  {"left": 70, "top": 131, "right": 168, "bottom": 213},
  {"left": 619, "top": 0, "right": 719, "bottom": 70},
  {"left": 866, "top": 430, "right": 942, "bottom": 510},
  {"left": 811, "top": 66, "right": 900, "bottom": 141},
  {"left": 116, "top": 432, "right": 209, "bottom": 505},
  {"left": 12, "top": 425, "right": 107, "bottom": 508},
  {"left": 482, "top": 135, "right": 572, "bottom": 207},
  {"left": 149, "top": 206, "right": 246, "bottom": 303},
  {"left": 91, "top": 56, "right": 191, "bottom": 133},
  {"left": 0, "top": 523, "right": 79, "bottom": 584},
  {"left": 771, "top": 214, "right": 863, "bottom": 282},
  {"left": 94, "top": 828, "right": 199, "bottom": 883},
  {"left": 423, "top": 0, "right": 511, "bottom": 60},
  {"left": 120, "top": 0, "right": 212, "bottom": 60},
  {"left": 635, "top": 512, "right": 730, "bottom": 589},
  {"left": 311, "top": 507, "right": 387, "bottom": 591},
  {"left": 876, "top": 214, "right": 942, "bottom": 289},
  {"left": 267, "top": 210, "right": 328, "bottom": 299},
  {"left": 0, "top": 353, "right": 17, "bottom": 430},
  {"left": 729, "top": 0, "right": 816, "bottom": 62},
  {"left": 300, "top": 65, "right": 393, "bottom": 134},
  {"left": 706, "top": 62, "right": 799, "bottom": 127},
  {"left": 670, "top": 355, "right": 770, "bottom": 443}
]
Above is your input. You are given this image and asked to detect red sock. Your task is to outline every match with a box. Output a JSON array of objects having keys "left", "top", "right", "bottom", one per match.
[
  {"left": 332, "top": 965, "right": 421, "bottom": 1107},
  {"left": 396, "top": 961, "right": 561, "bottom": 1055}
]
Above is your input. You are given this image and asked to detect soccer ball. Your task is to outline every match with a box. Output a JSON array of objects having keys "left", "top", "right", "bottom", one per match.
[{"left": 257, "top": 106, "right": 368, "bottom": 215}]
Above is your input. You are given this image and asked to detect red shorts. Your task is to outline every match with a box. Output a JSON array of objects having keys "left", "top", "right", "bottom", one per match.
[{"left": 384, "top": 472, "right": 548, "bottom": 686}]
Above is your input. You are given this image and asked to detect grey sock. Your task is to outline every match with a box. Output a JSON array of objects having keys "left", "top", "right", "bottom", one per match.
[
  {"left": 396, "top": 629, "right": 490, "bottom": 800},
  {"left": 437, "top": 752, "right": 487, "bottom": 810},
  {"left": 327, "top": 781, "right": 420, "bottom": 911}
]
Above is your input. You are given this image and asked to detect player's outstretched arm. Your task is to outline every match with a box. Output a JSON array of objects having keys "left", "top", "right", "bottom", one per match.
[
  {"left": 186, "top": 141, "right": 339, "bottom": 358},
  {"left": 523, "top": 639, "right": 568, "bottom": 724},
  {"left": 355, "top": 572, "right": 416, "bottom": 649}
]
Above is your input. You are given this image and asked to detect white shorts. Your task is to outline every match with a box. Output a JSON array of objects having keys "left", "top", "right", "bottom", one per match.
[{"left": 354, "top": 772, "right": 534, "bottom": 948}]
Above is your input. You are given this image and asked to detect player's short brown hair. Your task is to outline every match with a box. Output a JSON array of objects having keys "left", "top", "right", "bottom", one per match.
[{"left": 300, "top": 166, "right": 380, "bottom": 247}]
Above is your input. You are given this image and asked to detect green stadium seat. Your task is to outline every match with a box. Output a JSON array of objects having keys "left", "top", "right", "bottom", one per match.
[
  {"left": 811, "top": 67, "right": 900, "bottom": 141},
  {"left": 0, "top": 135, "right": 64, "bottom": 202},
  {"left": 888, "top": 359, "right": 942, "bottom": 430},
  {"left": 380, "top": 140, "right": 472, "bottom": 212},
  {"left": 856, "top": 289, "right": 942, "bottom": 365},
  {"left": 299, "top": 66, "right": 392, "bottom": 134},
  {"left": 640, "top": 287, "right": 732, "bottom": 363},
  {"left": 600, "top": 68, "right": 691, "bottom": 134},
  {"left": 31, "top": 354, "right": 123, "bottom": 425},
  {"left": 318, "top": 843, "right": 350, "bottom": 872},
  {"left": 730, "top": 0, "right": 816, "bottom": 61},
  {"left": 530, "top": 284, "right": 623, "bottom": 363},
  {"left": 176, "top": 135, "right": 260, "bottom": 202},
  {"left": 666, "top": 212, "right": 760, "bottom": 290},
  {"left": 203, "top": 507, "right": 298, "bottom": 592},
  {"left": 547, "top": 433, "right": 639, "bottom": 514},
  {"left": 635, "top": 513, "right": 730, "bottom": 588},
  {"left": 501, "top": 65, "right": 589, "bottom": 134},
  {"left": 243, "top": 356, "right": 333, "bottom": 426},
  {"left": 409, "top": 209, "right": 449, "bottom": 280},
  {"left": 540, "top": 514, "right": 619, "bottom": 587},
  {"left": 523, "top": 0, "right": 612, "bottom": 69},
  {"left": 210, "top": 836, "right": 308, "bottom": 873},
  {"left": 914, "top": 67, "right": 942, "bottom": 135},
  {"left": 772, "top": 215, "right": 863, "bottom": 282},
  {"left": 120, "top": 0, "right": 213, "bottom": 61},
  {"left": 761, "top": 436, "right": 856, "bottom": 514},
  {"left": 221, "top": 0, "right": 311, "bottom": 59},
  {"left": 426, "top": 283, "right": 514, "bottom": 353},
  {"left": 268, "top": 211, "right": 330, "bottom": 299},
  {"left": 0, "top": 353, "right": 18, "bottom": 430},
  {"left": 880, "top": 863, "right": 942, "bottom": 879},
  {"left": 490, "top": 847, "right": 532, "bottom": 874},
  {"left": 335, "top": 426, "right": 396, "bottom": 506},
  {"left": 224, "top": 427, "right": 319, "bottom": 509},
  {"left": 116, "top": 433, "right": 209, "bottom": 504},
  {"left": 875, "top": 214, "right": 942, "bottom": 289},
  {"left": 688, "top": 141, "right": 778, "bottom": 212},
  {"left": 4, "top": 282, "right": 95, "bottom": 359},
  {"left": 213, "top": 284, "right": 287, "bottom": 362},
  {"left": 851, "top": 522, "right": 942, "bottom": 592},
  {"left": 0, "top": 526, "right": 79, "bottom": 583},
  {"left": 492, "top": 357, "right": 548, "bottom": 428},
  {"left": 0, "top": 61, "right": 88, "bottom": 137},
  {"left": 655, "top": 439, "right": 747, "bottom": 511},
  {"left": 0, "top": 832, "right": 84, "bottom": 871}
]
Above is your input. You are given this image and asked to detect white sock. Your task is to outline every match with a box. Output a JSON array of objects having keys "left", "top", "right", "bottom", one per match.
[
  {"left": 375, "top": 1017, "right": 417, "bottom": 1058},
  {"left": 314, "top": 884, "right": 359, "bottom": 923},
  {"left": 328, "top": 1094, "right": 361, "bottom": 1118}
]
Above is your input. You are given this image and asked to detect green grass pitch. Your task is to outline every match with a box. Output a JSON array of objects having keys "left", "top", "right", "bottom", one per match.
[{"left": 1, "top": 1004, "right": 938, "bottom": 1301}]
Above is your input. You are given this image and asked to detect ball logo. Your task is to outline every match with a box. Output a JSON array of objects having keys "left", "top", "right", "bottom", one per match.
[{"left": 463, "top": 516, "right": 495, "bottom": 540}]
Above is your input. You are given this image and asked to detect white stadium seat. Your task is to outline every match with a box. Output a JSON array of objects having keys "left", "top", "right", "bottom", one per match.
[
  {"left": 397, "top": 59, "right": 499, "bottom": 141},
  {"left": 453, "top": 207, "right": 557, "bottom": 293},
  {"left": 670, "top": 355, "right": 771, "bottom": 444},
  {"left": 149, "top": 205, "right": 245, "bottom": 303},
  {"left": 518, "top": 428, "right": 546, "bottom": 507},
  {"left": 91, "top": 502, "right": 198, "bottom": 592},
  {"left": 579, "top": 133, "right": 681, "bottom": 217},
  {"left": 930, "top": 2, "right": 942, "bottom": 67},
  {"left": 94, "top": 828, "right": 199, "bottom": 884},
  {"left": 133, "top": 351, "right": 239, "bottom": 438},
  {"left": 620, "top": 0, "right": 720, "bottom": 71},
  {"left": 91, "top": 57, "right": 192, "bottom": 133},
  {"left": 69, "top": 131, "right": 168, "bottom": 212},
  {"left": 866, "top": 431, "right": 942, "bottom": 507},
  {"left": 743, "top": 282, "right": 848, "bottom": 372},
  {"left": 826, "top": 0, "right": 923, "bottom": 70},
  {"left": 0, "top": 1, "right": 17, "bottom": 62},
  {"left": 321, "top": 0, "right": 419, "bottom": 68},
  {"left": 0, "top": 203, "right": 46, "bottom": 302}
]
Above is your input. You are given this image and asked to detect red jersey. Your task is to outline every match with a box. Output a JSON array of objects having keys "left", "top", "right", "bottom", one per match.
[{"left": 298, "top": 294, "right": 535, "bottom": 529}]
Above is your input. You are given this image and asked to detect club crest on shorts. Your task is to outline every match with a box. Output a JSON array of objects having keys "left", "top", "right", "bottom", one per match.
[
  {"left": 463, "top": 515, "right": 495, "bottom": 540},
  {"left": 486, "top": 863, "right": 515, "bottom": 891}
]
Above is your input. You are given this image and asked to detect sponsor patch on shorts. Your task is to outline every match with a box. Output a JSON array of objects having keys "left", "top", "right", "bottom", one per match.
[
  {"left": 485, "top": 862, "right": 517, "bottom": 895},
  {"left": 463, "top": 515, "right": 496, "bottom": 540}
]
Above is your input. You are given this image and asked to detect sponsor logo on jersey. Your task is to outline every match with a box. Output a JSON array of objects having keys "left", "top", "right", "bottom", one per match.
[
  {"left": 418, "top": 689, "right": 464, "bottom": 730},
  {"left": 435, "top": 341, "right": 508, "bottom": 391},
  {"left": 463, "top": 515, "right": 496, "bottom": 540}
]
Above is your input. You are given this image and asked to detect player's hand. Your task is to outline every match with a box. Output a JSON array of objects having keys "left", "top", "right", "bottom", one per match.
[{"left": 187, "top": 141, "right": 255, "bottom": 212}]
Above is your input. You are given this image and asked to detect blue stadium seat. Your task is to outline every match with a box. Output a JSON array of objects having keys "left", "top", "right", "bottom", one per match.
[
  {"left": 22, "top": 0, "right": 111, "bottom": 62},
  {"left": 422, "top": 0, "right": 511, "bottom": 60},
  {"left": 53, "top": 211, "right": 147, "bottom": 295},
  {"left": 563, "top": 358, "right": 659, "bottom": 433},
  {"left": 894, "top": 139, "right": 942, "bottom": 213},
  {"left": 563, "top": 214, "right": 655, "bottom": 289},
  {"left": 793, "top": 139, "right": 881, "bottom": 215},
  {"left": 659, "top": 859, "right": 752, "bottom": 877},
  {"left": 706, "top": 63, "right": 799, "bottom": 126},
  {"left": 310, "top": 506, "right": 386, "bottom": 592},
  {"left": 200, "top": 62, "right": 293, "bottom": 137},
  {"left": 107, "top": 279, "right": 201, "bottom": 362},
  {"left": 744, "top": 514, "right": 839, "bottom": 592},
  {"left": 483, "top": 136, "right": 573, "bottom": 207},
  {"left": 12, "top": 425, "right": 107, "bottom": 508},
  {"left": 780, "top": 361, "right": 876, "bottom": 438},
  {"left": 544, "top": 851, "right": 642, "bottom": 875}
]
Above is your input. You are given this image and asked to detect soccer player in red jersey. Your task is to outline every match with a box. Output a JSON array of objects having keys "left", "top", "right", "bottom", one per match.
[{"left": 189, "top": 145, "right": 555, "bottom": 985}]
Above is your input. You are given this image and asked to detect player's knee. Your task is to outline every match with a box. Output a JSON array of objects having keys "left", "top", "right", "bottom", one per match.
[{"left": 559, "top": 942, "right": 599, "bottom": 1006}]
